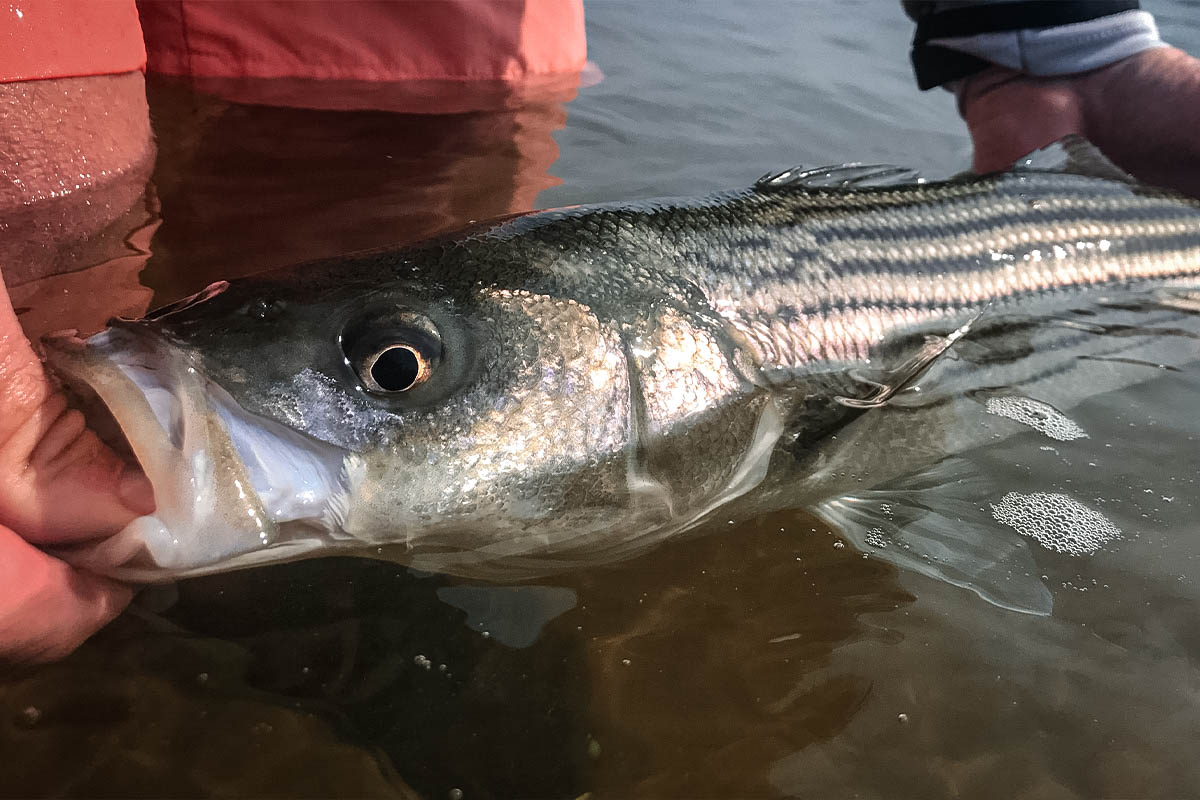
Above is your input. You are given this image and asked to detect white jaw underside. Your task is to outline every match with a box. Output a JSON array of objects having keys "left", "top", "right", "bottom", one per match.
[{"left": 44, "top": 327, "right": 361, "bottom": 582}]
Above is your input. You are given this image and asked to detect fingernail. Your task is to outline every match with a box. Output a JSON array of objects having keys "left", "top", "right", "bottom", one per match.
[{"left": 117, "top": 467, "right": 155, "bottom": 515}]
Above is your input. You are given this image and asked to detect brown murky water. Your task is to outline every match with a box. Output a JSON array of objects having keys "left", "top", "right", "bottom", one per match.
[{"left": 5, "top": 3, "right": 1200, "bottom": 798}]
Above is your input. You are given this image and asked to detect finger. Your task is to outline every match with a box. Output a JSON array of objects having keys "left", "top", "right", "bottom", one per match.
[
  {"left": 0, "top": 524, "right": 132, "bottom": 663},
  {"left": 0, "top": 392, "right": 154, "bottom": 543},
  {"left": 0, "top": 273, "right": 154, "bottom": 543}
]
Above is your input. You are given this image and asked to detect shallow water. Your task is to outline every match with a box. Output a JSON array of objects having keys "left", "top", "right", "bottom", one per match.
[{"left": 6, "top": 2, "right": 1200, "bottom": 798}]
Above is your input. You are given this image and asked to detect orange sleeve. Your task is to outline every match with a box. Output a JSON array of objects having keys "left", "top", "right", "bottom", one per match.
[
  {"left": 138, "top": 0, "right": 586, "bottom": 82},
  {"left": 0, "top": 1, "right": 145, "bottom": 83}
]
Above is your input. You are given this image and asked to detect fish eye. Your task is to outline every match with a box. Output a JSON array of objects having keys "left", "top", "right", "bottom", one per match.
[
  {"left": 340, "top": 308, "right": 445, "bottom": 398},
  {"left": 359, "top": 343, "right": 431, "bottom": 393}
]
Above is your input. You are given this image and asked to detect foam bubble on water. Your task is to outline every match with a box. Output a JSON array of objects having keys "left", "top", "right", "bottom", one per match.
[
  {"left": 990, "top": 492, "right": 1121, "bottom": 555},
  {"left": 984, "top": 395, "right": 1087, "bottom": 441}
]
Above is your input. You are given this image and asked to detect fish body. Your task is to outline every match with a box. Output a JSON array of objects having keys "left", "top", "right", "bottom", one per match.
[{"left": 45, "top": 138, "right": 1200, "bottom": 583}]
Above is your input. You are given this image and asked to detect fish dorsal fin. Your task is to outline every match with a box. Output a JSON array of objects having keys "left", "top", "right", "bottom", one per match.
[
  {"left": 756, "top": 162, "right": 925, "bottom": 190},
  {"left": 1011, "top": 135, "right": 1136, "bottom": 184}
]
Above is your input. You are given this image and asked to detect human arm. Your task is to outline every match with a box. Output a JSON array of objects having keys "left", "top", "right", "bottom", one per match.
[
  {"left": 959, "top": 46, "right": 1200, "bottom": 197},
  {"left": 904, "top": 1, "right": 1200, "bottom": 197}
]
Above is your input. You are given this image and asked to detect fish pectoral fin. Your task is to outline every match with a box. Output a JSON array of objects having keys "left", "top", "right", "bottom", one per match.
[
  {"left": 835, "top": 308, "right": 989, "bottom": 409},
  {"left": 813, "top": 456, "right": 1054, "bottom": 616},
  {"left": 756, "top": 163, "right": 925, "bottom": 190},
  {"left": 835, "top": 337, "right": 949, "bottom": 409},
  {"left": 1011, "top": 135, "right": 1137, "bottom": 184}
]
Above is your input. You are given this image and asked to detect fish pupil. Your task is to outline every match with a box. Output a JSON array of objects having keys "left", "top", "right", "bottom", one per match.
[{"left": 370, "top": 346, "right": 421, "bottom": 391}]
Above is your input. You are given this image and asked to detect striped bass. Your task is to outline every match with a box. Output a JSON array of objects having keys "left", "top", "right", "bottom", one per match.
[{"left": 44, "top": 137, "right": 1200, "bottom": 611}]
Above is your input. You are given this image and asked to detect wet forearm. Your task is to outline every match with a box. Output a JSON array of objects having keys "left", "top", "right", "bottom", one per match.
[{"left": 0, "top": 72, "right": 153, "bottom": 285}]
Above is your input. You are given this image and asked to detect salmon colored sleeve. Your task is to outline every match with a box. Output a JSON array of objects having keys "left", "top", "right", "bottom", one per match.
[
  {"left": 138, "top": 0, "right": 586, "bottom": 82},
  {"left": 0, "top": 0, "right": 145, "bottom": 82}
]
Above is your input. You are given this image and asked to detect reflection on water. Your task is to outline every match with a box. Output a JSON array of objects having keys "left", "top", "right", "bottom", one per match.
[
  {"left": 141, "top": 75, "right": 573, "bottom": 304},
  {"left": 9, "top": 198, "right": 159, "bottom": 342},
  {"left": 5, "top": 2, "right": 1200, "bottom": 798}
]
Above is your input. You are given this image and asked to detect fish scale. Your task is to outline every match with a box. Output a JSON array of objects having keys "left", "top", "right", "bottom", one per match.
[{"left": 515, "top": 174, "right": 1200, "bottom": 374}]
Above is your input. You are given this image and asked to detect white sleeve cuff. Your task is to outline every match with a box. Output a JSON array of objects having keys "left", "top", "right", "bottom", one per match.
[{"left": 928, "top": 9, "right": 1165, "bottom": 76}]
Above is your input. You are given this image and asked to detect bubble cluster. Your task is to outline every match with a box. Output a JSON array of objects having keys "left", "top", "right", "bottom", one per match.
[
  {"left": 985, "top": 395, "right": 1087, "bottom": 441},
  {"left": 990, "top": 492, "right": 1121, "bottom": 555}
]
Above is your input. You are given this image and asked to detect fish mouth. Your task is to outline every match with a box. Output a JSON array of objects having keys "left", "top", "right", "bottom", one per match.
[{"left": 42, "top": 323, "right": 359, "bottom": 582}]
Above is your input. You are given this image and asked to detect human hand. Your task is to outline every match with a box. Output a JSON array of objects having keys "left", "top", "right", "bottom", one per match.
[
  {"left": 958, "top": 46, "right": 1200, "bottom": 198},
  {"left": 0, "top": 276, "right": 154, "bottom": 662}
]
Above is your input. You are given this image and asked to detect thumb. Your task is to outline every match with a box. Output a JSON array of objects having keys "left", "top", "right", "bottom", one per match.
[
  {"left": 0, "top": 524, "right": 132, "bottom": 663},
  {"left": 0, "top": 272, "right": 154, "bottom": 544}
]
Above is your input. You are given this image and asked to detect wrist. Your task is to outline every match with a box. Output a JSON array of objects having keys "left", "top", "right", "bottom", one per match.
[{"left": 955, "top": 65, "right": 1027, "bottom": 118}]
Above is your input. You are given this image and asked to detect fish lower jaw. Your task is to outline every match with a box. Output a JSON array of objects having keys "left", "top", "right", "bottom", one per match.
[
  {"left": 64, "top": 419, "right": 363, "bottom": 582},
  {"left": 104, "top": 407, "right": 365, "bottom": 580},
  {"left": 43, "top": 326, "right": 359, "bottom": 580}
]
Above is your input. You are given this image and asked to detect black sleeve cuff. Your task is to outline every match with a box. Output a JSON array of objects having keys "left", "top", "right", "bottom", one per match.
[{"left": 907, "top": 0, "right": 1141, "bottom": 90}]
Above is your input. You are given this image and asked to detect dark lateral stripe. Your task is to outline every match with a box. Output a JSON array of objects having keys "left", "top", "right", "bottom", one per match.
[
  {"left": 758, "top": 181, "right": 1200, "bottom": 227},
  {"left": 720, "top": 230, "right": 1200, "bottom": 368},
  {"left": 748, "top": 232, "right": 1200, "bottom": 311},
  {"left": 700, "top": 211, "right": 1200, "bottom": 291},
  {"left": 810, "top": 221, "right": 1200, "bottom": 270},
  {"left": 735, "top": 283, "right": 1198, "bottom": 368},
  {"left": 794, "top": 195, "right": 1200, "bottom": 242},
  {"left": 738, "top": 189, "right": 1200, "bottom": 256}
]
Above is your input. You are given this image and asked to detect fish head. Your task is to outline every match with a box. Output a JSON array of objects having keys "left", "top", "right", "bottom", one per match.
[{"left": 43, "top": 249, "right": 658, "bottom": 580}]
